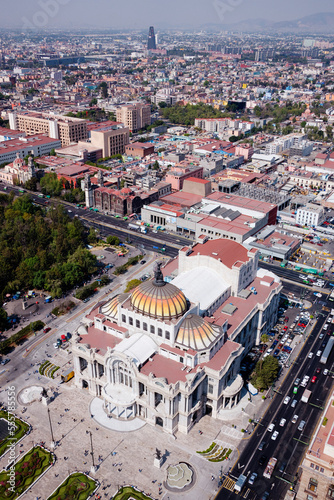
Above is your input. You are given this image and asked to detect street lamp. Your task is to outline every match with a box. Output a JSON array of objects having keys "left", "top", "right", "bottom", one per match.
[
  {"left": 86, "top": 430, "right": 97, "bottom": 474},
  {"left": 47, "top": 407, "right": 55, "bottom": 449}
]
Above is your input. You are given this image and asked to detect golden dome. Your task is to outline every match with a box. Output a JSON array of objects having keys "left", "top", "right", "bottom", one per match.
[
  {"left": 176, "top": 314, "right": 221, "bottom": 351},
  {"left": 130, "top": 263, "right": 187, "bottom": 320},
  {"left": 100, "top": 293, "right": 129, "bottom": 319}
]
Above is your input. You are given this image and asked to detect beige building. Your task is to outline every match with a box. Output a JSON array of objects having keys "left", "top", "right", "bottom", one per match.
[
  {"left": 89, "top": 123, "right": 129, "bottom": 157},
  {"left": 116, "top": 103, "right": 151, "bottom": 133},
  {"left": 297, "top": 390, "right": 334, "bottom": 500},
  {"left": 8, "top": 111, "right": 88, "bottom": 147}
]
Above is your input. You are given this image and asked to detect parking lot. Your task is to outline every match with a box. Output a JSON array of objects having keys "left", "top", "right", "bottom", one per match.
[{"left": 240, "top": 298, "right": 312, "bottom": 379}]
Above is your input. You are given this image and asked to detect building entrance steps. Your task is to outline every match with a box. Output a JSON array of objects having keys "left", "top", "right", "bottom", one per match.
[{"left": 90, "top": 397, "right": 146, "bottom": 432}]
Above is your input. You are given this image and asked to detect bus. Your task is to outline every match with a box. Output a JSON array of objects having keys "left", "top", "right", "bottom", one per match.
[
  {"left": 304, "top": 268, "right": 318, "bottom": 275},
  {"left": 320, "top": 337, "right": 334, "bottom": 364}
]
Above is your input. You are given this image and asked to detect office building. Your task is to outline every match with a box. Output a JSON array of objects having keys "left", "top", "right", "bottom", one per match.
[
  {"left": 147, "top": 26, "right": 156, "bottom": 50},
  {"left": 89, "top": 122, "right": 130, "bottom": 157}
]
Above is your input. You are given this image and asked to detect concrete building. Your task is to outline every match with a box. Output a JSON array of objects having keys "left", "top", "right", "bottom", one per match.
[
  {"left": 296, "top": 203, "right": 325, "bottom": 227},
  {"left": 125, "top": 142, "right": 155, "bottom": 158},
  {"left": 116, "top": 103, "right": 151, "bottom": 133},
  {"left": 8, "top": 111, "right": 88, "bottom": 147},
  {"left": 165, "top": 165, "right": 203, "bottom": 191},
  {"left": 244, "top": 226, "right": 301, "bottom": 261},
  {"left": 89, "top": 122, "right": 129, "bottom": 157},
  {"left": 71, "top": 239, "right": 281, "bottom": 435},
  {"left": 183, "top": 177, "right": 212, "bottom": 198}
]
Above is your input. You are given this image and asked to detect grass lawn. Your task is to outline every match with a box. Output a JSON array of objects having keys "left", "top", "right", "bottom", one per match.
[
  {"left": 47, "top": 472, "right": 97, "bottom": 500},
  {"left": 0, "top": 411, "right": 29, "bottom": 459},
  {"left": 112, "top": 486, "right": 153, "bottom": 500},
  {"left": 0, "top": 445, "right": 54, "bottom": 499}
]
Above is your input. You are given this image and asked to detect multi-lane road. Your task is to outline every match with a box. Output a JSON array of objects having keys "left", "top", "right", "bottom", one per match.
[{"left": 217, "top": 303, "right": 334, "bottom": 500}]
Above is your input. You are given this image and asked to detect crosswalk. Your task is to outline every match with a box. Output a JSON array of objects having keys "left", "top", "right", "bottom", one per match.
[{"left": 220, "top": 476, "right": 257, "bottom": 499}]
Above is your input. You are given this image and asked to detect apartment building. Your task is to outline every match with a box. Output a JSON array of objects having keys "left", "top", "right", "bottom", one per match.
[
  {"left": 8, "top": 111, "right": 88, "bottom": 147},
  {"left": 89, "top": 122, "right": 129, "bottom": 157},
  {"left": 116, "top": 103, "right": 151, "bottom": 133}
]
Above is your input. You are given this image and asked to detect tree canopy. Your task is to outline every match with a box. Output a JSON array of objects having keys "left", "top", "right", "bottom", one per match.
[
  {"left": 0, "top": 195, "right": 97, "bottom": 299},
  {"left": 161, "top": 102, "right": 229, "bottom": 126},
  {"left": 251, "top": 356, "right": 279, "bottom": 391}
]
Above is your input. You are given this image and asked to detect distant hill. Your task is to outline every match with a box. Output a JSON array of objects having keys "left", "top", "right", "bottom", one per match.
[{"left": 202, "top": 12, "right": 334, "bottom": 33}]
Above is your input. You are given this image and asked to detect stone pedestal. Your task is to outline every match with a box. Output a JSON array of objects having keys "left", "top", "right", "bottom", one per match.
[
  {"left": 42, "top": 396, "right": 51, "bottom": 406},
  {"left": 154, "top": 457, "right": 164, "bottom": 469},
  {"left": 22, "top": 301, "right": 28, "bottom": 310},
  {"left": 90, "top": 465, "right": 98, "bottom": 474},
  {"left": 50, "top": 441, "right": 55, "bottom": 449}
]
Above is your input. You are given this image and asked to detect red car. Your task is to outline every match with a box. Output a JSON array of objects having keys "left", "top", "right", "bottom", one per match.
[
  {"left": 311, "top": 376, "right": 317, "bottom": 383},
  {"left": 283, "top": 326, "right": 289, "bottom": 330},
  {"left": 43, "top": 327, "right": 51, "bottom": 333}
]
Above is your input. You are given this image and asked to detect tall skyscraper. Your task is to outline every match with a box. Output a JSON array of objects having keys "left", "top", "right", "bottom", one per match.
[{"left": 147, "top": 26, "right": 156, "bottom": 50}]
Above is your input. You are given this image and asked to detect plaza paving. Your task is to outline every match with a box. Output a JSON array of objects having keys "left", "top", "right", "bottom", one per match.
[{"left": 0, "top": 373, "right": 255, "bottom": 500}]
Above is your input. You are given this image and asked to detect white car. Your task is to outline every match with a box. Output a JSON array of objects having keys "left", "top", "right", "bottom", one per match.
[
  {"left": 291, "top": 399, "right": 297, "bottom": 408},
  {"left": 267, "top": 423, "right": 275, "bottom": 432},
  {"left": 308, "top": 352, "right": 313, "bottom": 359},
  {"left": 319, "top": 333, "right": 324, "bottom": 339},
  {"left": 324, "top": 369, "right": 329, "bottom": 375},
  {"left": 316, "top": 350, "right": 322, "bottom": 357},
  {"left": 53, "top": 343, "right": 59, "bottom": 349},
  {"left": 292, "top": 415, "right": 298, "bottom": 424},
  {"left": 283, "top": 396, "right": 290, "bottom": 405},
  {"left": 271, "top": 431, "right": 279, "bottom": 441},
  {"left": 279, "top": 418, "right": 286, "bottom": 427}
]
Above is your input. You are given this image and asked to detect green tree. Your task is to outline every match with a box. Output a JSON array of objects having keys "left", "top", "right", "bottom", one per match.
[
  {"left": 251, "top": 356, "right": 279, "bottom": 391},
  {"left": 124, "top": 279, "right": 142, "bottom": 293},
  {"left": 106, "top": 235, "right": 120, "bottom": 246},
  {"left": 261, "top": 334, "right": 269, "bottom": 343}
]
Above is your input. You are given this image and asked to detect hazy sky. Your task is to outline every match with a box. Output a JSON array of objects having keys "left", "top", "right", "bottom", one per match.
[{"left": 1, "top": 0, "right": 334, "bottom": 30}]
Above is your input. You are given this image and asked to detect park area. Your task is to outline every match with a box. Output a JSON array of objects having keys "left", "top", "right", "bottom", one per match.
[
  {"left": 112, "top": 486, "right": 153, "bottom": 500},
  {"left": 0, "top": 445, "right": 54, "bottom": 498},
  {"left": 47, "top": 472, "right": 98, "bottom": 500},
  {"left": 0, "top": 411, "right": 29, "bottom": 458}
]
